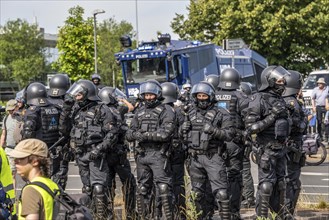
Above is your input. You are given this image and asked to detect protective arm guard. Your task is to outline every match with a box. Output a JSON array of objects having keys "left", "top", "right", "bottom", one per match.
[
  {"left": 143, "top": 106, "right": 176, "bottom": 142},
  {"left": 125, "top": 113, "right": 139, "bottom": 142},
  {"left": 212, "top": 109, "right": 235, "bottom": 141},
  {"left": 102, "top": 131, "right": 118, "bottom": 150},
  {"left": 144, "top": 122, "right": 175, "bottom": 142},
  {"left": 59, "top": 108, "right": 73, "bottom": 137},
  {"left": 212, "top": 127, "right": 235, "bottom": 141},
  {"left": 22, "top": 118, "right": 37, "bottom": 139},
  {"left": 245, "top": 113, "right": 276, "bottom": 134}
]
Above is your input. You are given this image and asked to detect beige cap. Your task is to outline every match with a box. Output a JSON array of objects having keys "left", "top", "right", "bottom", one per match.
[
  {"left": 317, "top": 78, "right": 326, "bottom": 85},
  {"left": 7, "top": 139, "right": 48, "bottom": 158},
  {"left": 5, "top": 99, "right": 17, "bottom": 111}
]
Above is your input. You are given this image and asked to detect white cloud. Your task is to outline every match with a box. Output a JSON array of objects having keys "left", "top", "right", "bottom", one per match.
[{"left": 0, "top": 0, "right": 189, "bottom": 41}]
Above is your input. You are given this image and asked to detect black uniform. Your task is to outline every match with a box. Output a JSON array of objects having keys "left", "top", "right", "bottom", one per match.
[
  {"left": 22, "top": 83, "right": 61, "bottom": 179},
  {"left": 283, "top": 70, "right": 308, "bottom": 219},
  {"left": 244, "top": 65, "right": 291, "bottom": 219},
  {"left": 106, "top": 104, "right": 136, "bottom": 219},
  {"left": 126, "top": 102, "right": 176, "bottom": 219},
  {"left": 180, "top": 81, "right": 235, "bottom": 220},
  {"left": 215, "top": 89, "right": 249, "bottom": 218}
]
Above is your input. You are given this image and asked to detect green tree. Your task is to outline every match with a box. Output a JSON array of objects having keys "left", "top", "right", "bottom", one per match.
[
  {"left": 0, "top": 19, "right": 45, "bottom": 86},
  {"left": 53, "top": 6, "right": 94, "bottom": 81},
  {"left": 97, "top": 17, "right": 135, "bottom": 88},
  {"left": 171, "top": 0, "right": 329, "bottom": 74}
]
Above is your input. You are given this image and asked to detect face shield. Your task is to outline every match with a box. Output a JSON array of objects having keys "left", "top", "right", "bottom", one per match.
[
  {"left": 140, "top": 82, "right": 161, "bottom": 97},
  {"left": 67, "top": 83, "right": 88, "bottom": 101},
  {"left": 269, "top": 66, "right": 291, "bottom": 85},
  {"left": 113, "top": 88, "right": 127, "bottom": 100}
]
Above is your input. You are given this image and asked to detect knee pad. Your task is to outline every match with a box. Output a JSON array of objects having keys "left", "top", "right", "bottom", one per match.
[
  {"left": 158, "top": 183, "right": 169, "bottom": 194},
  {"left": 216, "top": 189, "right": 229, "bottom": 202},
  {"left": 93, "top": 184, "right": 105, "bottom": 195},
  {"left": 138, "top": 185, "right": 148, "bottom": 195},
  {"left": 260, "top": 182, "right": 273, "bottom": 195}
]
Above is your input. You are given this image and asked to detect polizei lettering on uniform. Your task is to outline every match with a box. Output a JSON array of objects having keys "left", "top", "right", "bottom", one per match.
[
  {"left": 44, "top": 108, "right": 59, "bottom": 115},
  {"left": 216, "top": 94, "right": 232, "bottom": 100}
]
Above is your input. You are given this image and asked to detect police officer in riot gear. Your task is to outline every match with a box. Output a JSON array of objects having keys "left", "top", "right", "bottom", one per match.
[
  {"left": 92, "top": 73, "right": 105, "bottom": 90},
  {"left": 216, "top": 68, "right": 250, "bottom": 219},
  {"left": 48, "top": 73, "right": 71, "bottom": 107},
  {"left": 205, "top": 74, "right": 220, "bottom": 89},
  {"left": 179, "top": 83, "right": 192, "bottom": 105},
  {"left": 98, "top": 87, "right": 136, "bottom": 219},
  {"left": 238, "top": 82, "right": 256, "bottom": 208},
  {"left": 239, "top": 82, "right": 253, "bottom": 96},
  {"left": 21, "top": 82, "right": 61, "bottom": 180},
  {"left": 47, "top": 73, "right": 72, "bottom": 189},
  {"left": 283, "top": 70, "right": 307, "bottom": 219},
  {"left": 61, "top": 79, "right": 117, "bottom": 219},
  {"left": 180, "top": 81, "right": 235, "bottom": 220},
  {"left": 161, "top": 82, "right": 186, "bottom": 219},
  {"left": 126, "top": 80, "right": 176, "bottom": 220},
  {"left": 243, "top": 66, "right": 291, "bottom": 219}
]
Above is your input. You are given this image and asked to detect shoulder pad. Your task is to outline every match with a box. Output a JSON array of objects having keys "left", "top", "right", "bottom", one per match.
[
  {"left": 28, "top": 106, "right": 37, "bottom": 111},
  {"left": 164, "top": 104, "right": 175, "bottom": 113}
]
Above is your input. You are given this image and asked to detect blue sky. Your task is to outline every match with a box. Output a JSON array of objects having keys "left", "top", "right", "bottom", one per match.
[{"left": 0, "top": 0, "right": 189, "bottom": 41}]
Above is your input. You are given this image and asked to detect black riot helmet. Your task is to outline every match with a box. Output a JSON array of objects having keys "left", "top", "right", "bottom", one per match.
[
  {"left": 205, "top": 74, "right": 220, "bottom": 89},
  {"left": 191, "top": 81, "right": 215, "bottom": 103},
  {"left": 218, "top": 68, "right": 241, "bottom": 90},
  {"left": 26, "top": 82, "right": 49, "bottom": 106},
  {"left": 161, "top": 82, "right": 179, "bottom": 104},
  {"left": 48, "top": 73, "right": 71, "bottom": 97},
  {"left": 282, "top": 70, "right": 303, "bottom": 97},
  {"left": 259, "top": 66, "right": 290, "bottom": 92},
  {"left": 67, "top": 79, "right": 100, "bottom": 102},
  {"left": 98, "top": 87, "right": 127, "bottom": 105},
  {"left": 139, "top": 79, "right": 162, "bottom": 100},
  {"left": 239, "top": 82, "right": 253, "bottom": 96}
]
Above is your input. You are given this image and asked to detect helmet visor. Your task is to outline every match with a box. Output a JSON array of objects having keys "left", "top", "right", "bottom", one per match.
[
  {"left": 191, "top": 82, "right": 214, "bottom": 96},
  {"left": 270, "top": 66, "right": 291, "bottom": 83},
  {"left": 140, "top": 82, "right": 161, "bottom": 96},
  {"left": 67, "top": 83, "right": 87, "bottom": 98},
  {"left": 113, "top": 88, "right": 127, "bottom": 100}
]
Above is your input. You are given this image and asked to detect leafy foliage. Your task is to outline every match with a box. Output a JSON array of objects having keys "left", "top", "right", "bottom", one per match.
[
  {"left": 97, "top": 17, "right": 135, "bottom": 88},
  {"left": 53, "top": 6, "right": 94, "bottom": 81},
  {"left": 0, "top": 19, "right": 45, "bottom": 87},
  {"left": 171, "top": 0, "right": 329, "bottom": 74}
]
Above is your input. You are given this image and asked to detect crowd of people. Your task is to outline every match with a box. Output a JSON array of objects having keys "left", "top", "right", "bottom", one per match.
[{"left": 0, "top": 66, "right": 311, "bottom": 220}]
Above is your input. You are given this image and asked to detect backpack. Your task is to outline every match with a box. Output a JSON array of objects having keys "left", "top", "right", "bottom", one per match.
[
  {"left": 0, "top": 182, "right": 13, "bottom": 219},
  {"left": 29, "top": 181, "right": 93, "bottom": 220}
]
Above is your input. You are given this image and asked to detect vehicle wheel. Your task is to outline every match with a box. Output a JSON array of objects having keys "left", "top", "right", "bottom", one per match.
[{"left": 305, "top": 142, "right": 328, "bottom": 166}]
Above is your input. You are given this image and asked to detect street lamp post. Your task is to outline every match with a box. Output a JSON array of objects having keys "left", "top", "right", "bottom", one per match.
[{"left": 92, "top": 9, "right": 105, "bottom": 75}]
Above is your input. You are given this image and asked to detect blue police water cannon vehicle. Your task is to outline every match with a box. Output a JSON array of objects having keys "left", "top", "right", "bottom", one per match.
[{"left": 115, "top": 34, "right": 268, "bottom": 96}]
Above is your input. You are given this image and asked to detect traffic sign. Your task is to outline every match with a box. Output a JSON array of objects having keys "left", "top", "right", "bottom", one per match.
[{"left": 223, "top": 39, "right": 247, "bottom": 50}]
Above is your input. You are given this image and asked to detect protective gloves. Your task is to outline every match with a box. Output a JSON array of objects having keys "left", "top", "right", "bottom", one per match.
[
  {"left": 203, "top": 123, "right": 215, "bottom": 134},
  {"left": 89, "top": 145, "right": 103, "bottom": 161},
  {"left": 133, "top": 131, "right": 146, "bottom": 142}
]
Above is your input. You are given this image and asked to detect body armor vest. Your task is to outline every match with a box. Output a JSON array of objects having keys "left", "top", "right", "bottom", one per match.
[
  {"left": 109, "top": 105, "right": 127, "bottom": 145},
  {"left": 71, "top": 104, "right": 104, "bottom": 147},
  {"left": 187, "top": 107, "right": 222, "bottom": 150},
  {"left": 257, "top": 92, "right": 290, "bottom": 142},
  {"left": 137, "top": 105, "right": 165, "bottom": 143},
  {"left": 48, "top": 97, "right": 64, "bottom": 108},
  {"left": 215, "top": 90, "right": 242, "bottom": 129},
  {"left": 284, "top": 96, "right": 307, "bottom": 137},
  {"left": 36, "top": 106, "right": 60, "bottom": 146}
]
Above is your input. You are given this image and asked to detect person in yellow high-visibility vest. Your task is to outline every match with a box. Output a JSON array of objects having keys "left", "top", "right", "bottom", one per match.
[
  {"left": 0, "top": 145, "right": 16, "bottom": 219},
  {"left": 8, "top": 139, "right": 59, "bottom": 220}
]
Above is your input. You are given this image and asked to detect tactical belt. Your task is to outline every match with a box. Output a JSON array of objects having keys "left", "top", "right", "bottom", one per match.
[
  {"left": 264, "top": 141, "right": 285, "bottom": 150},
  {"left": 138, "top": 143, "right": 165, "bottom": 152},
  {"left": 188, "top": 148, "right": 218, "bottom": 155}
]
